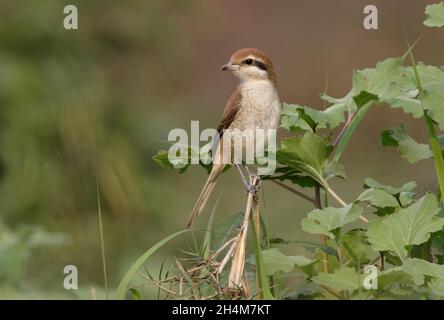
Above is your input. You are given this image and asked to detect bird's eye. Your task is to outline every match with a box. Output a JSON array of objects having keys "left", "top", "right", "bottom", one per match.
[{"left": 244, "top": 59, "right": 253, "bottom": 65}]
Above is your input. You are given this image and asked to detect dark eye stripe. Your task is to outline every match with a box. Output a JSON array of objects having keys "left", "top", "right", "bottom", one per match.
[{"left": 252, "top": 60, "right": 267, "bottom": 71}]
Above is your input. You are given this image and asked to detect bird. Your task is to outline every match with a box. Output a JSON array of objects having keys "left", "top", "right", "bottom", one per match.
[{"left": 186, "top": 48, "right": 282, "bottom": 228}]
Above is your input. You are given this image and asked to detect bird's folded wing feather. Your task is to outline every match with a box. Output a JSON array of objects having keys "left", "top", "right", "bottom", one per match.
[{"left": 217, "top": 86, "right": 242, "bottom": 137}]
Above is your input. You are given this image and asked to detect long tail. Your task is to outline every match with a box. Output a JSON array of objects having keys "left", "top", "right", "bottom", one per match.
[{"left": 186, "top": 164, "right": 224, "bottom": 228}]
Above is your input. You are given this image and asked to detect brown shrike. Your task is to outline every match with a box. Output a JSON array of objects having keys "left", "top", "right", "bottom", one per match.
[{"left": 186, "top": 48, "right": 281, "bottom": 228}]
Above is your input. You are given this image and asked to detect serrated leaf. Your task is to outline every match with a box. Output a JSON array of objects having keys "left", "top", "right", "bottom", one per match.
[
  {"left": 367, "top": 193, "right": 444, "bottom": 260},
  {"left": 378, "top": 270, "right": 415, "bottom": 290},
  {"left": 262, "top": 248, "right": 312, "bottom": 276},
  {"left": 400, "top": 258, "right": 444, "bottom": 286},
  {"left": 398, "top": 64, "right": 444, "bottom": 130},
  {"left": 261, "top": 166, "right": 317, "bottom": 188},
  {"left": 324, "top": 161, "right": 346, "bottom": 180},
  {"left": 358, "top": 188, "right": 399, "bottom": 208},
  {"left": 313, "top": 267, "right": 360, "bottom": 291},
  {"left": 301, "top": 204, "right": 363, "bottom": 239},
  {"left": 323, "top": 58, "right": 404, "bottom": 112},
  {"left": 281, "top": 103, "right": 346, "bottom": 132},
  {"left": 284, "top": 281, "right": 321, "bottom": 299},
  {"left": 381, "top": 124, "right": 433, "bottom": 164},
  {"left": 340, "top": 231, "right": 371, "bottom": 267},
  {"left": 399, "top": 192, "right": 415, "bottom": 207},
  {"left": 269, "top": 238, "right": 338, "bottom": 257},
  {"left": 424, "top": 2, "right": 444, "bottom": 27},
  {"left": 277, "top": 132, "right": 333, "bottom": 185},
  {"left": 363, "top": 177, "right": 417, "bottom": 195},
  {"left": 429, "top": 279, "right": 444, "bottom": 297}
]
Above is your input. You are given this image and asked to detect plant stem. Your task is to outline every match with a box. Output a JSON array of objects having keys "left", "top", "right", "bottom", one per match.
[
  {"left": 406, "top": 34, "right": 444, "bottom": 202},
  {"left": 315, "top": 184, "right": 329, "bottom": 273},
  {"left": 324, "top": 184, "right": 369, "bottom": 223},
  {"left": 270, "top": 180, "right": 316, "bottom": 204},
  {"left": 333, "top": 111, "right": 355, "bottom": 147}
]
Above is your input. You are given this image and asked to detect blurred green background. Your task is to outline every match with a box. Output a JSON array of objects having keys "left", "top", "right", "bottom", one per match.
[{"left": 0, "top": 0, "right": 442, "bottom": 299}]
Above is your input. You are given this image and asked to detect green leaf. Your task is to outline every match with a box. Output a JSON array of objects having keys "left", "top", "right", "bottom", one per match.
[
  {"left": 269, "top": 238, "right": 338, "bottom": 257},
  {"left": 262, "top": 248, "right": 312, "bottom": 276},
  {"left": 399, "top": 192, "right": 416, "bottom": 207},
  {"left": 399, "top": 64, "right": 444, "bottom": 130},
  {"left": 352, "top": 91, "right": 379, "bottom": 109},
  {"left": 284, "top": 281, "right": 321, "bottom": 299},
  {"left": 381, "top": 124, "right": 433, "bottom": 164},
  {"left": 324, "top": 161, "right": 346, "bottom": 181},
  {"left": 377, "top": 270, "right": 415, "bottom": 290},
  {"left": 358, "top": 188, "right": 399, "bottom": 208},
  {"left": 301, "top": 204, "right": 363, "bottom": 239},
  {"left": 429, "top": 279, "right": 444, "bottom": 297},
  {"left": 363, "top": 177, "right": 416, "bottom": 195},
  {"left": 400, "top": 258, "right": 444, "bottom": 285},
  {"left": 277, "top": 132, "right": 333, "bottom": 185},
  {"left": 423, "top": 90, "right": 444, "bottom": 131},
  {"left": 424, "top": 2, "right": 444, "bottom": 27},
  {"left": 323, "top": 58, "right": 404, "bottom": 111},
  {"left": 115, "top": 229, "right": 189, "bottom": 299},
  {"left": 313, "top": 267, "right": 360, "bottom": 291},
  {"left": 281, "top": 103, "right": 346, "bottom": 132},
  {"left": 152, "top": 149, "right": 191, "bottom": 173},
  {"left": 261, "top": 167, "right": 317, "bottom": 189},
  {"left": 128, "top": 288, "right": 142, "bottom": 300},
  {"left": 367, "top": 193, "right": 444, "bottom": 260},
  {"left": 339, "top": 231, "right": 371, "bottom": 267}
]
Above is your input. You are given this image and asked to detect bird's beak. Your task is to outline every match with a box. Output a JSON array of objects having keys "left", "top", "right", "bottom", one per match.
[{"left": 221, "top": 62, "right": 234, "bottom": 71}]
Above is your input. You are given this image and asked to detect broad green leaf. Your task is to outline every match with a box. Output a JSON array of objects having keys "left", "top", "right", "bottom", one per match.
[
  {"left": 323, "top": 58, "right": 404, "bottom": 112},
  {"left": 381, "top": 124, "right": 432, "bottom": 164},
  {"left": 423, "top": 90, "right": 444, "bottom": 131},
  {"left": 399, "top": 192, "right": 415, "bottom": 207},
  {"left": 280, "top": 105, "right": 314, "bottom": 132},
  {"left": 301, "top": 204, "right": 363, "bottom": 239},
  {"left": 414, "top": 63, "right": 444, "bottom": 92},
  {"left": 324, "top": 59, "right": 401, "bottom": 162},
  {"left": 324, "top": 161, "right": 346, "bottom": 180},
  {"left": 339, "top": 231, "right": 371, "bottom": 267},
  {"left": 281, "top": 103, "right": 346, "bottom": 132},
  {"left": 400, "top": 258, "right": 444, "bottom": 285},
  {"left": 313, "top": 267, "right": 360, "bottom": 291},
  {"left": 269, "top": 238, "right": 338, "bottom": 257},
  {"left": 387, "top": 90, "right": 423, "bottom": 119},
  {"left": 261, "top": 166, "right": 317, "bottom": 188},
  {"left": 429, "top": 279, "right": 444, "bottom": 297},
  {"left": 363, "top": 177, "right": 417, "bottom": 195},
  {"left": 378, "top": 270, "right": 415, "bottom": 290},
  {"left": 397, "top": 64, "right": 444, "bottom": 130},
  {"left": 277, "top": 132, "right": 333, "bottom": 185},
  {"left": 357, "top": 188, "right": 399, "bottom": 208},
  {"left": 153, "top": 149, "right": 191, "bottom": 173},
  {"left": 262, "top": 248, "right": 312, "bottom": 276},
  {"left": 367, "top": 193, "right": 444, "bottom": 260},
  {"left": 284, "top": 281, "right": 321, "bottom": 299},
  {"left": 424, "top": 2, "right": 444, "bottom": 27}
]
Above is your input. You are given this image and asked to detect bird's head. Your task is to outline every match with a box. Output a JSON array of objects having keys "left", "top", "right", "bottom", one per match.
[{"left": 221, "top": 48, "right": 276, "bottom": 85}]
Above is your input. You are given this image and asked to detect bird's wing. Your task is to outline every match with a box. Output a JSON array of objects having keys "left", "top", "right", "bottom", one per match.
[{"left": 217, "top": 86, "right": 242, "bottom": 137}]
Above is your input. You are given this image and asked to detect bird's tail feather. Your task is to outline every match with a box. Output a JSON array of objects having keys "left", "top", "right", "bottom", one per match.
[{"left": 186, "top": 165, "right": 223, "bottom": 228}]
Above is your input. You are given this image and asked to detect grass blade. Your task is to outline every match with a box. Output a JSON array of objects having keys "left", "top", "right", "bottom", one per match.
[
  {"left": 96, "top": 181, "right": 108, "bottom": 300},
  {"left": 115, "top": 229, "right": 189, "bottom": 299}
]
